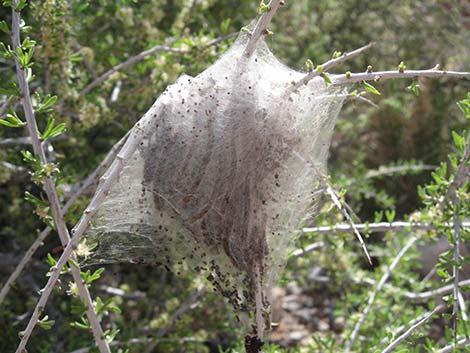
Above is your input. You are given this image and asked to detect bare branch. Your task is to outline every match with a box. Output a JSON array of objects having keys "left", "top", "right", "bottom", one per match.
[
  {"left": 326, "top": 186, "right": 372, "bottom": 264},
  {"left": 345, "top": 236, "right": 418, "bottom": 351},
  {"left": 0, "top": 95, "right": 14, "bottom": 117},
  {"left": 402, "top": 279, "right": 470, "bottom": 301},
  {"left": 286, "top": 42, "right": 375, "bottom": 95},
  {"left": 11, "top": 7, "right": 110, "bottom": 352},
  {"left": 79, "top": 41, "right": 185, "bottom": 96},
  {"left": 380, "top": 305, "right": 444, "bottom": 353},
  {"left": 435, "top": 337, "right": 470, "bottom": 353},
  {"left": 302, "top": 221, "right": 470, "bottom": 235},
  {"left": 0, "top": 134, "right": 127, "bottom": 307},
  {"left": 243, "top": 0, "right": 283, "bottom": 58},
  {"left": 332, "top": 69, "right": 470, "bottom": 85},
  {"left": 0, "top": 134, "right": 68, "bottom": 147}
]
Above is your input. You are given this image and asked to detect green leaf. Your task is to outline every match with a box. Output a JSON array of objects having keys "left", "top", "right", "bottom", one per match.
[
  {"left": 220, "top": 18, "right": 231, "bottom": 34},
  {"left": 321, "top": 72, "right": 331, "bottom": 85},
  {"left": 38, "top": 315, "right": 55, "bottom": 330},
  {"left": 41, "top": 116, "right": 66, "bottom": 140},
  {"left": 363, "top": 81, "right": 381, "bottom": 95},
  {"left": 0, "top": 110, "right": 26, "bottom": 128},
  {"left": 0, "top": 20, "right": 9, "bottom": 34},
  {"left": 46, "top": 253, "right": 57, "bottom": 266},
  {"left": 452, "top": 131, "right": 466, "bottom": 154},
  {"left": 407, "top": 81, "right": 420, "bottom": 97},
  {"left": 36, "top": 94, "right": 58, "bottom": 113},
  {"left": 385, "top": 209, "right": 395, "bottom": 222}
]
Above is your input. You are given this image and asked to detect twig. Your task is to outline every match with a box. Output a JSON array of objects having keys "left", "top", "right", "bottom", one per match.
[
  {"left": 302, "top": 221, "right": 470, "bottom": 235},
  {"left": 402, "top": 279, "right": 470, "bottom": 301},
  {"left": 11, "top": 6, "right": 111, "bottom": 353},
  {"left": 243, "top": 0, "right": 283, "bottom": 58},
  {"left": 434, "top": 337, "right": 470, "bottom": 353},
  {"left": 0, "top": 134, "right": 68, "bottom": 147},
  {"left": 365, "top": 164, "right": 437, "bottom": 179},
  {"left": 345, "top": 236, "right": 418, "bottom": 351},
  {"left": 332, "top": 69, "right": 470, "bottom": 85},
  {"left": 0, "top": 95, "right": 14, "bottom": 117},
  {"left": 452, "top": 208, "right": 461, "bottom": 347},
  {"left": 292, "top": 241, "right": 325, "bottom": 257},
  {"left": 439, "top": 131, "right": 470, "bottom": 211},
  {"left": 286, "top": 42, "right": 375, "bottom": 95},
  {"left": 380, "top": 305, "right": 444, "bottom": 353},
  {"left": 326, "top": 186, "right": 372, "bottom": 264},
  {"left": 14, "top": 94, "right": 162, "bottom": 352},
  {"left": 0, "top": 134, "right": 127, "bottom": 307},
  {"left": 79, "top": 41, "right": 184, "bottom": 96},
  {"left": 254, "top": 264, "right": 265, "bottom": 341}
]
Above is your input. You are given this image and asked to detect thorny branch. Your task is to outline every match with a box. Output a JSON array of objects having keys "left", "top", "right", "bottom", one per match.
[
  {"left": 0, "top": 134, "right": 127, "bottom": 306},
  {"left": 302, "top": 221, "right": 470, "bottom": 235},
  {"left": 11, "top": 6, "right": 110, "bottom": 353},
  {"left": 286, "top": 42, "right": 375, "bottom": 95},
  {"left": 345, "top": 236, "right": 418, "bottom": 351},
  {"left": 332, "top": 69, "right": 470, "bottom": 85}
]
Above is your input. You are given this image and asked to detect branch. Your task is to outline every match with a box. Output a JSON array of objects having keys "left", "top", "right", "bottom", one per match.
[
  {"left": 344, "top": 236, "right": 418, "bottom": 351},
  {"left": 326, "top": 186, "right": 372, "bottom": 264},
  {"left": 452, "top": 207, "right": 461, "bottom": 347},
  {"left": 0, "top": 134, "right": 127, "bottom": 306},
  {"left": 0, "top": 134, "right": 68, "bottom": 147},
  {"left": 302, "top": 221, "right": 470, "bottom": 235},
  {"left": 332, "top": 69, "right": 470, "bottom": 85},
  {"left": 439, "top": 131, "right": 470, "bottom": 210},
  {"left": 14, "top": 95, "right": 161, "bottom": 353},
  {"left": 0, "top": 95, "right": 14, "bottom": 117},
  {"left": 435, "top": 337, "right": 470, "bottom": 353},
  {"left": 11, "top": 7, "right": 110, "bottom": 353},
  {"left": 79, "top": 41, "right": 185, "bottom": 96},
  {"left": 242, "top": 0, "right": 283, "bottom": 58},
  {"left": 286, "top": 42, "right": 375, "bottom": 95},
  {"left": 380, "top": 305, "right": 444, "bottom": 353}
]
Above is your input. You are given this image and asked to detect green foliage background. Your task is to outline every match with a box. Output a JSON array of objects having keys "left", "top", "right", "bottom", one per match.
[{"left": 0, "top": 1, "right": 470, "bottom": 352}]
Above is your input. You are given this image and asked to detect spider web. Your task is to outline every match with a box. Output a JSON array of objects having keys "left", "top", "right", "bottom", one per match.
[{"left": 82, "top": 30, "right": 345, "bottom": 313}]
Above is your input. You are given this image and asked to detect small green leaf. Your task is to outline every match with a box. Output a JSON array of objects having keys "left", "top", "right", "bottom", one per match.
[
  {"left": 407, "top": 81, "right": 420, "bottom": 97},
  {"left": 321, "top": 72, "right": 331, "bottom": 85},
  {"left": 305, "top": 59, "right": 314, "bottom": 72},
  {"left": 0, "top": 20, "right": 9, "bottom": 34},
  {"left": 385, "top": 209, "right": 395, "bottom": 222},
  {"left": 452, "top": 131, "right": 466, "bottom": 154},
  {"left": 220, "top": 18, "right": 231, "bottom": 34},
  {"left": 38, "top": 315, "right": 55, "bottom": 330},
  {"left": 46, "top": 253, "right": 57, "bottom": 266},
  {"left": 332, "top": 50, "right": 342, "bottom": 59},
  {"left": 0, "top": 110, "right": 26, "bottom": 128},
  {"left": 258, "top": 0, "right": 270, "bottom": 14},
  {"left": 363, "top": 81, "right": 381, "bottom": 96},
  {"left": 36, "top": 94, "right": 58, "bottom": 113}
]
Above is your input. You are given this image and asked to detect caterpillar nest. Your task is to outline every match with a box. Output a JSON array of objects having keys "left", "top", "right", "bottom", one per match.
[{"left": 83, "top": 30, "right": 345, "bottom": 322}]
